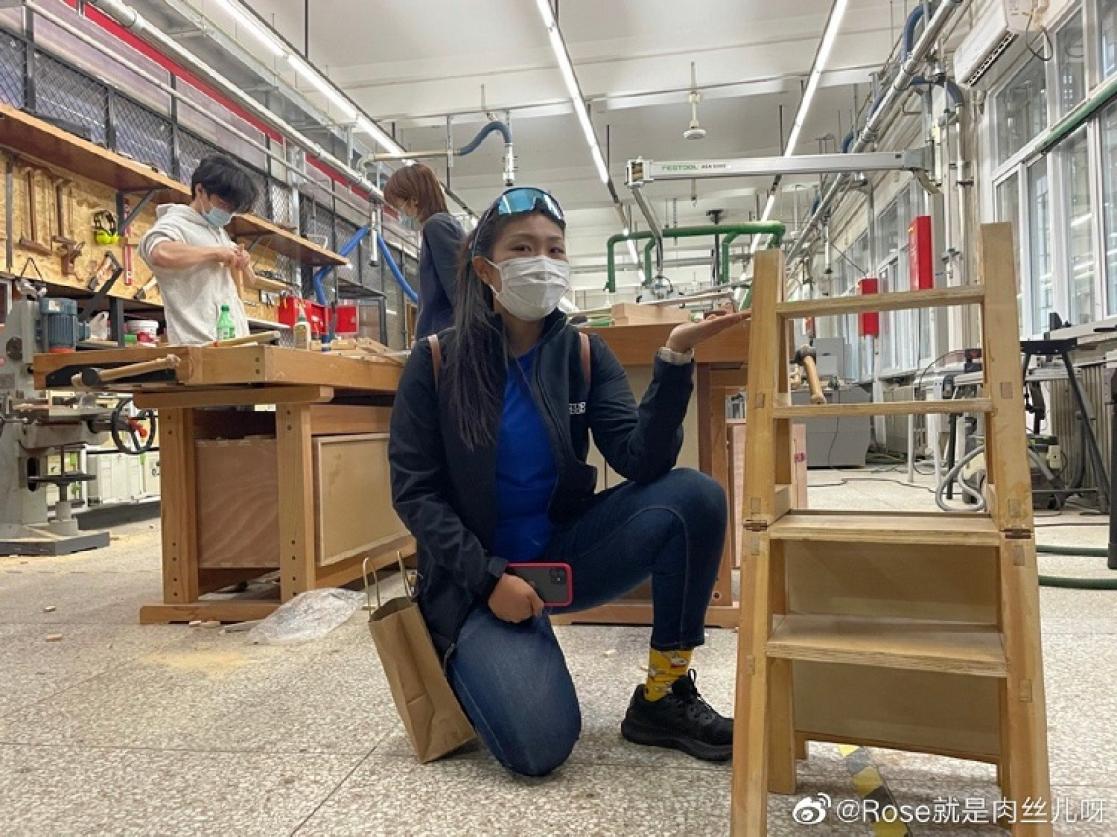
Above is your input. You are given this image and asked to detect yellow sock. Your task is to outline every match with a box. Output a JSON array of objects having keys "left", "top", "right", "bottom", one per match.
[{"left": 644, "top": 648, "right": 693, "bottom": 701}]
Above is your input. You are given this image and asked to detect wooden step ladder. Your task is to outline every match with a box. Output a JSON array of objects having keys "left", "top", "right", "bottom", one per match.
[{"left": 730, "top": 223, "right": 1051, "bottom": 835}]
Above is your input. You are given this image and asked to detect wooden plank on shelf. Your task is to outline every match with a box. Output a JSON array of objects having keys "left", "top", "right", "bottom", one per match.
[
  {"left": 773, "top": 397, "right": 993, "bottom": 419},
  {"left": 767, "top": 511, "right": 1001, "bottom": 546},
  {"left": 0, "top": 103, "right": 345, "bottom": 267},
  {"left": 767, "top": 614, "right": 1007, "bottom": 677},
  {"left": 776, "top": 285, "right": 985, "bottom": 318},
  {"left": 134, "top": 385, "right": 334, "bottom": 409}
]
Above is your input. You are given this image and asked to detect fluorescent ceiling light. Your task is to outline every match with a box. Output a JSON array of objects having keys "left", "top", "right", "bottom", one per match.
[
  {"left": 535, "top": 0, "right": 610, "bottom": 184},
  {"left": 287, "top": 54, "right": 356, "bottom": 120},
  {"left": 755, "top": 0, "right": 848, "bottom": 250},
  {"left": 357, "top": 115, "right": 411, "bottom": 159},
  {"left": 783, "top": 0, "right": 850, "bottom": 157},
  {"left": 216, "top": 0, "right": 286, "bottom": 57}
]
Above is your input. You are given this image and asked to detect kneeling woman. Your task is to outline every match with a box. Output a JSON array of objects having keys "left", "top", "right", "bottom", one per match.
[{"left": 389, "top": 188, "right": 745, "bottom": 777}]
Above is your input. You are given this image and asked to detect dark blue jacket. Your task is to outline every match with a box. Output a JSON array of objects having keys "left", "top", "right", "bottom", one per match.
[
  {"left": 415, "top": 212, "right": 464, "bottom": 338},
  {"left": 388, "top": 310, "right": 694, "bottom": 659}
]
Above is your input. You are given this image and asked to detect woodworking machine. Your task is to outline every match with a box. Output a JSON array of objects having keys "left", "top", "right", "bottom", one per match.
[{"left": 0, "top": 285, "right": 146, "bottom": 555}]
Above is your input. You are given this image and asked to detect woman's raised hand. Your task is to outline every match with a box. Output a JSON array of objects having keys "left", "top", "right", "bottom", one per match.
[{"left": 665, "top": 305, "right": 750, "bottom": 354}]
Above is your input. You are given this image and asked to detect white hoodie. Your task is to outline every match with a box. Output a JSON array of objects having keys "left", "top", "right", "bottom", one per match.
[{"left": 139, "top": 204, "right": 250, "bottom": 345}]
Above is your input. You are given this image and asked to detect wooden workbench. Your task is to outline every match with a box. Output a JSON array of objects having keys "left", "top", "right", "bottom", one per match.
[
  {"left": 34, "top": 346, "right": 410, "bottom": 623},
  {"left": 554, "top": 320, "right": 752, "bottom": 629}
]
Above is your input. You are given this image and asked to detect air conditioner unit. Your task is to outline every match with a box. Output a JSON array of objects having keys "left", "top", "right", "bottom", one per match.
[{"left": 954, "top": 1, "right": 1032, "bottom": 88}]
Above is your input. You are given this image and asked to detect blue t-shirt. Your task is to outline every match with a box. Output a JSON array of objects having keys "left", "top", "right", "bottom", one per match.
[{"left": 491, "top": 347, "right": 557, "bottom": 563}]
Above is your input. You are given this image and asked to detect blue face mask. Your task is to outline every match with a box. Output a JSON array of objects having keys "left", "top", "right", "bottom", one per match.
[{"left": 203, "top": 206, "right": 233, "bottom": 228}]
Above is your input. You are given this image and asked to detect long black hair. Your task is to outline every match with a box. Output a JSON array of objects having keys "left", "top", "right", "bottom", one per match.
[{"left": 444, "top": 208, "right": 565, "bottom": 450}]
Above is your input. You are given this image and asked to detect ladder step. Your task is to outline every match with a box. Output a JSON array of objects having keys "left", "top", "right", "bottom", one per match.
[
  {"left": 777, "top": 285, "right": 985, "bottom": 318},
  {"left": 773, "top": 397, "right": 992, "bottom": 419},
  {"left": 765, "top": 511, "right": 1002, "bottom": 546},
  {"left": 766, "top": 614, "right": 1007, "bottom": 677}
]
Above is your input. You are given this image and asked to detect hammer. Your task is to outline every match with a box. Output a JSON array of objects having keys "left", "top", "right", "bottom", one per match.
[{"left": 792, "top": 345, "right": 827, "bottom": 405}]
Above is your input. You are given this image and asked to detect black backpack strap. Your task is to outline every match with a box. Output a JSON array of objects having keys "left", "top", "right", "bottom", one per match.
[
  {"left": 579, "top": 331, "right": 591, "bottom": 397},
  {"left": 427, "top": 334, "right": 442, "bottom": 390}
]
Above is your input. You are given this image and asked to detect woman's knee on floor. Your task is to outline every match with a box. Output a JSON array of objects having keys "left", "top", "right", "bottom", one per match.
[{"left": 491, "top": 698, "right": 581, "bottom": 777}]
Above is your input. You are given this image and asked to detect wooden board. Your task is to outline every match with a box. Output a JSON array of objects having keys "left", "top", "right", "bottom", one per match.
[
  {"left": 195, "top": 437, "right": 279, "bottom": 569},
  {"left": 776, "top": 285, "right": 985, "bottom": 318},
  {"left": 610, "top": 302, "right": 691, "bottom": 326},
  {"left": 768, "top": 511, "right": 1001, "bottom": 546},
  {"left": 773, "top": 397, "right": 992, "bottom": 419},
  {"left": 793, "top": 662, "right": 1002, "bottom": 762},
  {"left": 312, "top": 433, "right": 408, "bottom": 567},
  {"left": 768, "top": 614, "right": 1006, "bottom": 677},
  {"left": 785, "top": 540, "right": 1000, "bottom": 623},
  {"left": 588, "top": 321, "right": 749, "bottom": 366}
]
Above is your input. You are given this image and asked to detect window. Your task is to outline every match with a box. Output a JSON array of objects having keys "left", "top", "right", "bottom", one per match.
[
  {"left": 1100, "top": 0, "right": 1117, "bottom": 78},
  {"left": 1056, "top": 12, "right": 1086, "bottom": 117},
  {"left": 1101, "top": 102, "right": 1117, "bottom": 313},
  {"left": 1028, "top": 161, "right": 1053, "bottom": 333},
  {"left": 996, "top": 175, "right": 1024, "bottom": 330},
  {"left": 1060, "top": 130, "right": 1097, "bottom": 324},
  {"left": 995, "top": 56, "right": 1048, "bottom": 164}
]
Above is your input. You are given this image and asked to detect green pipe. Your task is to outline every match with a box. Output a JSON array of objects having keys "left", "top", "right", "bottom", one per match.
[
  {"left": 1039, "top": 74, "right": 1117, "bottom": 154},
  {"left": 606, "top": 222, "right": 785, "bottom": 292}
]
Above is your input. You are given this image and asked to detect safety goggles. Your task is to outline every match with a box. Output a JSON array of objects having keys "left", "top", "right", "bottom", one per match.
[{"left": 471, "top": 187, "right": 565, "bottom": 257}]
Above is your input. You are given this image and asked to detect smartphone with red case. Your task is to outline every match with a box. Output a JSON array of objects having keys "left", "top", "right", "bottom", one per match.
[{"left": 506, "top": 562, "right": 573, "bottom": 607}]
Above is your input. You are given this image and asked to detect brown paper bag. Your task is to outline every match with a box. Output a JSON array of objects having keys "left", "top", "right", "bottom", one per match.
[{"left": 364, "top": 555, "right": 475, "bottom": 763}]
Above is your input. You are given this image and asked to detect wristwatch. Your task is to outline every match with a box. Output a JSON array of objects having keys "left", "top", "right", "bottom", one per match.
[{"left": 657, "top": 346, "right": 694, "bottom": 365}]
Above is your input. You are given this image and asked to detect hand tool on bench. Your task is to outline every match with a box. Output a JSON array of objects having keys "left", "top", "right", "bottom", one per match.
[
  {"left": 51, "top": 179, "right": 82, "bottom": 276},
  {"left": 71, "top": 354, "right": 182, "bottom": 389},
  {"left": 792, "top": 344, "right": 827, "bottom": 405},
  {"left": 18, "top": 168, "right": 53, "bottom": 256},
  {"left": 210, "top": 330, "right": 281, "bottom": 348}
]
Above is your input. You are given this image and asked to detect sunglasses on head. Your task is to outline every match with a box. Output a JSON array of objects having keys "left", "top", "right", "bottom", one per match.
[{"left": 470, "top": 187, "right": 565, "bottom": 258}]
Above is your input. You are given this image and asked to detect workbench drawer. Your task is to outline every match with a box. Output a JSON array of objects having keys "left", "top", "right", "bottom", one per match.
[{"left": 313, "top": 433, "right": 406, "bottom": 567}]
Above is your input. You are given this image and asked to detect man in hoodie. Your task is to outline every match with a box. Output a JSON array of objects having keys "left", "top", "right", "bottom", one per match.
[{"left": 139, "top": 155, "right": 264, "bottom": 345}]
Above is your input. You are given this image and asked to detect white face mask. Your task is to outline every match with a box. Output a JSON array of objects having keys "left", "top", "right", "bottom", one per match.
[{"left": 487, "top": 255, "right": 571, "bottom": 322}]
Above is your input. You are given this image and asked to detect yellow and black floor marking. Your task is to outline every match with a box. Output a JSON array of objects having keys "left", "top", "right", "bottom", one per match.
[{"left": 838, "top": 744, "right": 912, "bottom": 837}]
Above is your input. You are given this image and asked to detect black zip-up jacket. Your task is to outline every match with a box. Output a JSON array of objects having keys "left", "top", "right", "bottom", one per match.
[{"left": 388, "top": 310, "right": 694, "bottom": 659}]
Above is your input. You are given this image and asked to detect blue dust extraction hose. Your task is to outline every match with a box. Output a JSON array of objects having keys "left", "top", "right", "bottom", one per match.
[
  {"left": 456, "top": 120, "right": 511, "bottom": 155},
  {"left": 377, "top": 232, "right": 419, "bottom": 304}
]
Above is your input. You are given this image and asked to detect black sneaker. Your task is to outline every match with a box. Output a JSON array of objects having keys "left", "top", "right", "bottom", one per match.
[{"left": 620, "top": 670, "right": 733, "bottom": 761}]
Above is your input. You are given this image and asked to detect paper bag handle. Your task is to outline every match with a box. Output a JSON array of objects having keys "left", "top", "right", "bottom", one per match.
[{"left": 362, "top": 551, "right": 413, "bottom": 613}]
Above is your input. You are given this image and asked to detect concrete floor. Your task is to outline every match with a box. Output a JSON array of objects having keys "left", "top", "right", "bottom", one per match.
[{"left": 1, "top": 469, "right": 1115, "bottom": 835}]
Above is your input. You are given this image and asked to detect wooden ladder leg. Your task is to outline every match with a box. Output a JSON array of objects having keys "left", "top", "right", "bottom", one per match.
[
  {"left": 732, "top": 531, "right": 773, "bottom": 836},
  {"left": 767, "top": 541, "right": 796, "bottom": 794},
  {"left": 1000, "top": 535, "right": 1052, "bottom": 836}
]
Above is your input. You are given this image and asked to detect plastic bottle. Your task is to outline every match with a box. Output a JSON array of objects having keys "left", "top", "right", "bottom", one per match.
[
  {"left": 293, "top": 303, "right": 311, "bottom": 350},
  {"left": 216, "top": 304, "right": 236, "bottom": 341}
]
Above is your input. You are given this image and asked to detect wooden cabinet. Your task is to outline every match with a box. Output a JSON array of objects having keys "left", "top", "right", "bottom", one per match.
[{"left": 194, "top": 430, "right": 405, "bottom": 571}]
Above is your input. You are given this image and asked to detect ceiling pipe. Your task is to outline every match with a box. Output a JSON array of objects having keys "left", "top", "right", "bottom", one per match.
[
  {"left": 630, "top": 185, "right": 664, "bottom": 276},
  {"left": 784, "top": 0, "right": 964, "bottom": 266},
  {"left": 86, "top": 0, "right": 382, "bottom": 200}
]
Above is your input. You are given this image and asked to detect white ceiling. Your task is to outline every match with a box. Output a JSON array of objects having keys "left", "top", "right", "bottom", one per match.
[{"left": 190, "top": 0, "right": 917, "bottom": 285}]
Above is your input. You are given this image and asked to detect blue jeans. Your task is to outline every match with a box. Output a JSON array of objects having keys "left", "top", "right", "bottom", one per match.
[{"left": 446, "top": 468, "right": 726, "bottom": 776}]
